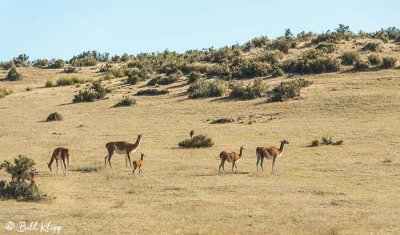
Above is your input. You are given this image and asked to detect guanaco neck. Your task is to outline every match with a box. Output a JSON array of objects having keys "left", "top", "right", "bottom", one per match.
[
  {"left": 279, "top": 142, "right": 285, "bottom": 151},
  {"left": 140, "top": 155, "right": 144, "bottom": 161},
  {"left": 239, "top": 148, "right": 244, "bottom": 157},
  {"left": 132, "top": 136, "right": 142, "bottom": 149}
]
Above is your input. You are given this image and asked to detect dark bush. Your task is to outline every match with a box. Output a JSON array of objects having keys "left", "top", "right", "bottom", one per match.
[
  {"left": 354, "top": 60, "right": 370, "bottom": 71},
  {"left": 188, "top": 71, "right": 202, "bottom": 84},
  {"left": 309, "top": 137, "right": 343, "bottom": 147},
  {"left": 6, "top": 68, "right": 23, "bottom": 81},
  {"left": 127, "top": 75, "right": 140, "bottom": 85},
  {"left": 232, "top": 60, "right": 270, "bottom": 79},
  {"left": 0, "top": 155, "right": 46, "bottom": 201},
  {"left": 73, "top": 81, "right": 111, "bottom": 103},
  {"left": 341, "top": 51, "right": 360, "bottom": 65},
  {"left": 147, "top": 73, "right": 180, "bottom": 86},
  {"left": 46, "top": 112, "right": 63, "bottom": 121},
  {"left": 0, "top": 61, "right": 16, "bottom": 70},
  {"left": 229, "top": 78, "right": 268, "bottom": 99},
  {"left": 316, "top": 42, "right": 337, "bottom": 53},
  {"left": 12, "top": 54, "right": 29, "bottom": 67},
  {"left": 48, "top": 59, "right": 66, "bottom": 69},
  {"left": 382, "top": 57, "right": 397, "bottom": 69},
  {"left": 271, "top": 67, "right": 284, "bottom": 77},
  {"left": 259, "top": 51, "right": 283, "bottom": 65},
  {"left": 178, "top": 134, "right": 214, "bottom": 148},
  {"left": 269, "top": 78, "right": 313, "bottom": 102},
  {"left": 32, "top": 59, "right": 49, "bottom": 68},
  {"left": 136, "top": 89, "right": 169, "bottom": 96},
  {"left": 187, "top": 79, "right": 228, "bottom": 98},
  {"left": 367, "top": 54, "right": 382, "bottom": 65},
  {"left": 283, "top": 50, "right": 341, "bottom": 74},
  {"left": 114, "top": 96, "right": 136, "bottom": 107},
  {"left": 210, "top": 118, "right": 235, "bottom": 124},
  {"left": 362, "top": 42, "right": 381, "bottom": 52}
]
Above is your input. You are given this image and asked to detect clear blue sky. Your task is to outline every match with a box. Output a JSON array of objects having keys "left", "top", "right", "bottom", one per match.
[{"left": 0, "top": 0, "right": 399, "bottom": 61}]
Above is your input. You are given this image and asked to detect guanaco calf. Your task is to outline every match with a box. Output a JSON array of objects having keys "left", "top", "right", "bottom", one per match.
[
  {"left": 47, "top": 147, "right": 71, "bottom": 176},
  {"left": 219, "top": 146, "right": 245, "bottom": 174},
  {"left": 256, "top": 140, "right": 289, "bottom": 173},
  {"left": 132, "top": 153, "right": 144, "bottom": 176},
  {"left": 30, "top": 168, "right": 39, "bottom": 186}
]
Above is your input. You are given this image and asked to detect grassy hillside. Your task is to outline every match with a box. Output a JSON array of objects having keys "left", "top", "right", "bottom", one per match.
[{"left": 0, "top": 27, "right": 400, "bottom": 234}]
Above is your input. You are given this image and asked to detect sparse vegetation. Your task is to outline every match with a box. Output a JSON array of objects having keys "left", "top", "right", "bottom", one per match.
[
  {"left": 382, "top": 57, "right": 397, "bottom": 69},
  {"left": 45, "top": 80, "right": 54, "bottom": 87},
  {"left": 48, "top": 59, "right": 66, "bottom": 69},
  {"left": 368, "top": 54, "right": 382, "bottom": 65},
  {"left": 362, "top": 42, "right": 381, "bottom": 52},
  {"left": 210, "top": 118, "right": 235, "bottom": 124},
  {"left": 127, "top": 75, "right": 140, "bottom": 85},
  {"left": 229, "top": 78, "right": 268, "bottom": 99},
  {"left": 354, "top": 60, "right": 370, "bottom": 71},
  {"left": 310, "top": 137, "right": 343, "bottom": 147},
  {"left": 136, "top": 89, "right": 169, "bottom": 96},
  {"left": 269, "top": 78, "right": 313, "bottom": 102},
  {"left": 283, "top": 50, "right": 341, "bottom": 74},
  {"left": 0, "top": 156, "right": 46, "bottom": 201},
  {"left": 341, "top": 51, "right": 360, "bottom": 65},
  {"left": 114, "top": 96, "right": 136, "bottom": 107},
  {"left": 64, "top": 66, "right": 79, "bottom": 73},
  {"left": 0, "top": 88, "right": 12, "bottom": 98},
  {"left": 46, "top": 112, "right": 63, "bottom": 122},
  {"left": 188, "top": 79, "right": 228, "bottom": 98},
  {"left": 56, "top": 77, "right": 84, "bottom": 86},
  {"left": 179, "top": 134, "right": 214, "bottom": 148},
  {"left": 6, "top": 68, "right": 23, "bottom": 81},
  {"left": 73, "top": 81, "right": 111, "bottom": 103}
]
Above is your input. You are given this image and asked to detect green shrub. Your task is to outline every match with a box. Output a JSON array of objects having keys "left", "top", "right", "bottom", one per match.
[
  {"left": 0, "top": 61, "right": 16, "bottom": 70},
  {"left": 12, "top": 54, "right": 29, "bottom": 67},
  {"left": 283, "top": 50, "right": 341, "bottom": 74},
  {"left": 127, "top": 75, "right": 140, "bottom": 85},
  {"left": 260, "top": 51, "right": 283, "bottom": 65},
  {"left": 354, "top": 60, "right": 370, "bottom": 71},
  {"left": 270, "top": 78, "right": 313, "bottom": 102},
  {"left": 136, "top": 89, "right": 169, "bottom": 96},
  {"left": 6, "top": 68, "right": 23, "bottom": 81},
  {"left": 46, "top": 112, "right": 63, "bottom": 121},
  {"left": 229, "top": 78, "right": 268, "bottom": 99},
  {"left": 56, "top": 77, "right": 84, "bottom": 86},
  {"left": 362, "top": 42, "right": 381, "bottom": 52},
  {"left": 382, "top": 57, "right": 397, "bottom": 69},
  {"left": 341, "top": 51, "right": 360, "bottom": 65},
  {"left": 188, "top": 79, "right": 228, "bottom": 98},
  {"left": 147, "top": 74, "right": 179, "bottom": 86},
  {"left": 45, "top": 80, "right": 54, "bottom": 87},
  {"left": 48, "top": 59, "right": 65, "bottom": 69},
  {"left": 73, "top": 81, "right": 111, "bottom": 103},
  {"left": 270, "top": 38, "right": 297, "bottom": 53},
  {"left": 32, "top": 59, "right": 49, "bottom": 68},
  {"left": 316, "top": 42, "right": 337, "bottom": 53},
  {"left": 231, "top": 60, "right": 270, "bottom": 79},
  {"left": 188, "top": 71, "right": 202, "bottom": 84},
  {"left": 114, "top": 96, "right": 136, "bottom": 107},
  {"left": 0, "top": 88, "right": 12, "bottom": 98},
  {"left": 178, "top": 134, "right": 214, "bottom": 148},
  {"left": 0, "top": 155, "right": 47, "bottom": 201},
  {"left": 367, "top": 54, "right": 382, "bottom": 65},
  {"left": 271, "top": 67, "right": 284, "bottom": 77}
]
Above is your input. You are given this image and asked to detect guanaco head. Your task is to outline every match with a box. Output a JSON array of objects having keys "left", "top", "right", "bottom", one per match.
[
  {"left": 280, "top": 140, "right": 289, "bottom": 145},
  {"left": 137, "top": 134, "right": 143, "bottom": 140},
  {"left": 240, "top": 146, "right": 245, "bottom": 154},
  {"left": 140, "top": 152, "right": 145, "bottom": 160},
  {"left": 47, "top": 162, "right": 52, "bottom": 171}
]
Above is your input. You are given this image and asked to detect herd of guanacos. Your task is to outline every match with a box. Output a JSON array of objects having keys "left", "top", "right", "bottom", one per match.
[{"left": 44, "top": 133, "right": 289, "bottom": 176}]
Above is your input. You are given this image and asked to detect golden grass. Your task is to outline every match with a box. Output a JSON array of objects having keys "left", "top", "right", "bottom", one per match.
[{"left": 0, "top": 44, "right": 400, "bottom": 234}]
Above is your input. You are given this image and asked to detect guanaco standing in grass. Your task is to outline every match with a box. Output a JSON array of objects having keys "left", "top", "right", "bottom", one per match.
[
  {"left": 30, "top": 168, "right": 39, "bottom": 186},
  {"left": 219, "top": 146, "right": 245, "bottom": 173},
  {"left": 132, "top": 153, "right": 144, "bottom": 176},
  {"left": 256, "top": 140, "right": 289, "bottom": 173},
  {"left": 104, "top": 134, "right": 142, "bottom": 169},
  {"left": 47, "top": 147, "right": 71, "bottom": 175}
]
